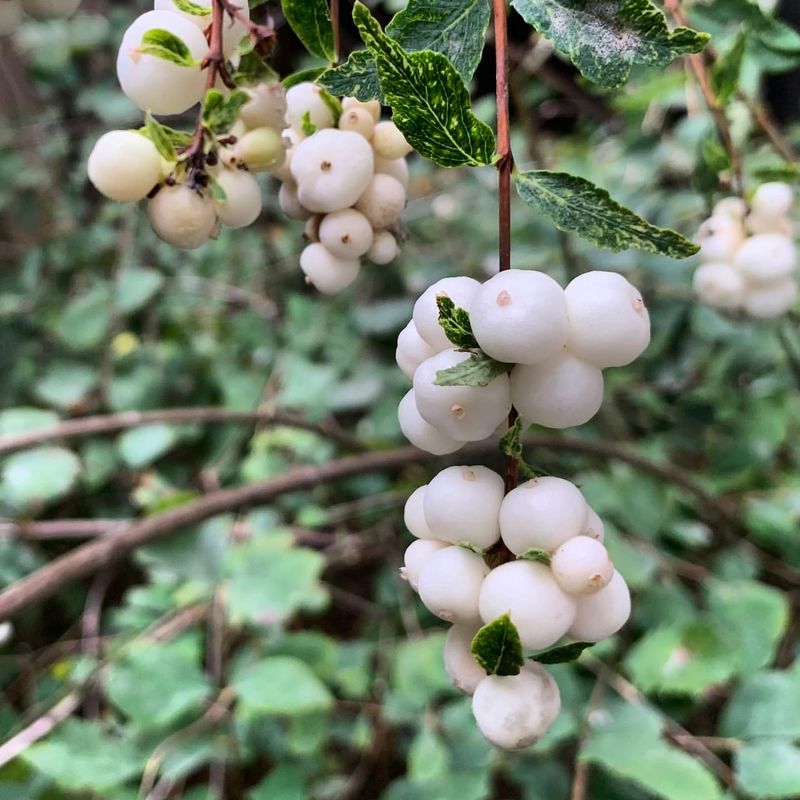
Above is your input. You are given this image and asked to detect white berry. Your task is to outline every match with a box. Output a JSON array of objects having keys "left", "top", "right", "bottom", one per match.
[
  {"left": 743, "top": 278, "right": 799, "bottom": 319},
  {"left": 697, "top": 214, "right": 745, "bottom": 263},
  {"left": 568, "top": 570, "right": 631, "bottom": 642},
  {"left": 692, "top": 262, "right": 746, "bottom": 309},
  {"left": 285, "top": 82, "right": 335, "bottom": 132},
  {"left": 342, "top": 96, "right": 381, "bottom": 121},
  {"left": 87, "top": 130, "right": 162, "bottom": 202},
  {"left": 154, "top": 0, "right": 249, "bottom": 56},
  {"left": 355, "top": 173, "right": 406, "bottom": 229},
  {"left": 278, "top": 181, "right": 311, "bottom": 220},
  {"left": 403, "top": 539, "right": 448, "bottom": 591},
  {"left": 213, "top": 169, "right": 262, "bottom": 229},
  {"left": 368, "top": 231, "right": 400, "bottom": 265},
  {"left": 396, "top": 320, "right": 436, "bottom": 380},
  {"left": 397, "top": 389, "right": 463, "bottom": 455},
  {"left": 444, "top": 624, "right": 487, "bottom": 695},
  {"left": 734, "top": 233, "right": 797, "bottom": 284},
  {"left": 374, "top": 155, "right": 409, "bottom": 189},
  {"left": 338, "top": 106, "right": 375, "bottom": 140},
  {"left": 752, "top": 182, "right": 794, "bottom": 218},
  {"left": 418, "top": 546, "right": 489, "bottom": 624},
  {"left": 713, "top": 197, "right": 747, "bottom": 221},
  {"left": 582, "top": 507, "right": 605, "bottom": 543},
  {"left": 147, "top": 184, "right": 218, "bottom": 250},
  {"left": 372, "top": 121, "right": 412, "bottom": 159},
  {"left": 238, "top": 81, "right": 287, "bottom": 131},
  {"left": 551, "top": 537, "right": 614, "bottom": 595},
  {"left": 412, "top": 276, "right": 481, "bottom": 351},
  {"left": 319, "top": 209, "right": 374, "bottom": 259},
  {"left": 404, "top": 485, "right": 434, "bottom": 540},
  {"left": 299, "top": 243, "right": 360, "bottom": 294}
]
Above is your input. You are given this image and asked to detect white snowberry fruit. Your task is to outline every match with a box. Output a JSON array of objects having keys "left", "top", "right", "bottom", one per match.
[
  {"left": 551, "top": 537, "right": 614, "bottom": 595},
  {"left": 499, "top": 476, "right": 588, "bottom": 555},
  {"left": 285, "top": 82, "right": 335, "bottom": 132},
  {"left": 396, "top": 321, "right": 436, "bottom": 380},
  {"left": 342, "top": 96, "right": 381, "bottom": 122},
  {"left": 318, "top": 209, "right": 374, "bottom": 259},
  {"left": 116, "top": 11, "right": 207, "bottom": 116},
  {"left": 155, "top": 0, "right": 249, "bottom": 56},
  {"left": 713, "top": 196, "right": 747, "bottom": 221},
  {"left": 582, "top": 507, "right": 605, "bottom": 543},
  {"left": 304, "top": 215, "right": 322, "bottom": 243},
  {"left": 372, "top": 121, "right": 413, "bottom": 159},
  {"left": 510, "top": 352, "right": 604, "bottom": 429},
  {"left": 472, "top": 662, "right": 561, "bottom": 750},
  {"left": 413, "top": 349, "right": 512, "bottom": 442},
  {"left": 697, "top": 215, "right": 745, "bottom": 263},
  {"left": 299, "top": 243, "right": 360, "bottom": 295},
  {"left": 752, "top": 182, "right": 794, "bottom": 218},
  {"left": 412, "top": 276, "right": 481, "bottom": 351},
  {"left": 213, "top": 169, "right": 262, "bottom": 229},
  {"left": 374, "top": 155, "right": 409, "bottom": 189},
  {"left": 397, "top": 389, "right": 463, "bottom": 455},
  {"left": 404, "top": 485, "right": 434, "bottom": 540},
  {"left": 291, "top": 129, "right": 374, "bottom": 213},
  {"left": 233, "top": 127, "right": 285, "bottom": 172},
  {"left": 403, "top": 539, "right": 448, "bottom": 591},
  {"left": 478, "top": 561, "right": 576, "bottom": 650},
  {"left": 745, "top": 212, "right": 791, "bottom": 236},
  {"left": 368, "top": 231, "right": 400, "bottom": 265},
  {"left": 444, "top": 624, "right": 487, "bottom": 695},
  {"left": 564, "top": 271, "right": 651, "bottom": 368},
  {"left": 417, "top": 546, "right": 489, "bottom": 623},
  {"left": 355, "top": 174, "right": 406, "bottom": 229},
  {"left": 338, "top": 107, "right": 375, "bottom": 140},
  {"left": 87, "top": 130, "right": 162, "bottom": 203},
  {"left": 147, "top": 185, "right": 218, "bottom": 250},
  {"left": 469, "top": 269, "right": 569, "bottom": 365},
  {"left": 278, "top": 181, "right": 311, "bottom": 221},
  {"left": 423, "top": 465, "right": 504, "bottom": 550},
  {"left": 238, "top": 82, "right": 287, "bottom": 131},
  {"left": 568, "top": 570, "right": 631, "bottom": 642},
  {"left": 692, "top": 262, "right": 746, "bottom": 310},
  {"left": 743, "top": 279, "right": 799, "bottom": 319},
  {"left": 734, "top": 233, "right": 798, "bottom": 284}
]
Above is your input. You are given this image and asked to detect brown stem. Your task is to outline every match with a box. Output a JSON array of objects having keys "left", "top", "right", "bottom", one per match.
[
  {"left": 738, "top": 90, "right": 798, "bottom": 165},
  {"left": 331, "top": 0, "right": 341, "bottom": 66}
]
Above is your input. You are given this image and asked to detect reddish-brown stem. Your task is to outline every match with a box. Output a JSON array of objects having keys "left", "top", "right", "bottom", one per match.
[
  {"left": 220, "top": 0, "right": 276, "bottom": 45},
  {"left": 331, "top": 0, "right": 341, "bottom": 66}
]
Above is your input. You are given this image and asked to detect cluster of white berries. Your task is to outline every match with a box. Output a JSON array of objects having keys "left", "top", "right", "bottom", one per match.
[
  {"left": 0, "top": 0, "right": 81, "bottom": 36},
  {"left": 693, "top": 182, "right": 798, "bottom": 319},
  {"left": 396, "top": 269, "right": 651, "bottom": 454},
  {"left": 271, "top": 82, "right": 412, "bottom": 294},
  {"left": 402, "top": 465, "right": 630, "bottom": 750}
]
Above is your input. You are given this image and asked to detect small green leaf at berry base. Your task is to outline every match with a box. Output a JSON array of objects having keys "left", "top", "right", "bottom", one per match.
[
  {"left": 519, "top": 548, "right": 552, "bottom": 566},
  {"left": 232, "top": 52, "right": 279, "bottom": 87},
  {"left": 301, "top": 111, "right": 317, "bottom": 137},
  {"left": 436, "top": 295, "right": 478, "bottom": 349},
  {"left": 144, "top": 112, "right": 177, "bottom": 162},
  {"left": 172, "top": 0, "right": 209, "bottom": 16},
  {"left": 471, "top": 613, "right": 524, "bottom": 676},
  {"left": 434, "top": 352, "right": 512, "bottom": 388},
  {"left": 531, "top": 641, "right": 594, "bottom": 665},
  {"left": 282, "top": 67, "right": 327, "bottom": 89},
  {"left": 139, "top": 29, "right": 198, "bottom": 67},
  {"left": 203, "top": 90, "right": 250, "bottom": 134},
  {"left": 499, "top": 416, "right": 523, "bottom": 460}
]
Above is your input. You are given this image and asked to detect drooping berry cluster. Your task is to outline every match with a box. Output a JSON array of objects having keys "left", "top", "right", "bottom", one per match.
[
  {"left": 694, "top": 182, "right": 798, "bottom": 318},
  {"left": 396, "top": 269, "right": 651, "bottom": 454},
  {"left": 403, "top": 465, "right": 630, "bottom": 750},
  {"left": 271, "top": 83, "right": 412, "bottom": 294}
]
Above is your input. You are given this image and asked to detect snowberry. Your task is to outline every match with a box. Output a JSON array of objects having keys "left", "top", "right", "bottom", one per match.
[
  {"left": 233, "top": 127, "right": 286, "bottom": 172},
  {"left": 582, "top": 507, "right": 605, "bottom": 543},
  {"left": 238, "top": 81, "right": 287, "bottom": 131},
  {"left": 318, "top": 209, "right": 374, "bottom": 259},
  {"left": 403, "top": 539, "right": 448, "bottom": 591},
  {"left": 338, "top": 106, "right": 375, "bottom": 140},
  {"left": 397, "top": 389, "right": 463, "bottom": 455},
  {"left": 752, "top": 182, "right": 794, "bottom": 218},
  {"left": 372, "top": 121, "right": 412, "bottom": 159},
  {"left": 418, "top": 546, "right": 489, "bottom": 623},
  {"left": 147, "top": 184, "right": 218, "bottom": 249},
  {"left": 299, "top": 243, "right": 360, "bottom": 294},
  {"left": 374, "top": 155, "right": 409, "bottom": 189},
  {"left": 304, "top": 214, "right": 321, "bottom": 243},
  {"left": 499, "top": 476, "right": 588, "bottom": 555},
  {"left": 21, "top": 0, "right": 80, "bottom": 19},
  {"left": 342, "top": 96, "right": 381, "bottom": 122},
  {"left": 368, "top": 231, "right": 400, "bottom": 265},
  {"left": 692, "top": 262, "right": 746, "bottom": 310},
  {"left": 472, "top": 662, "right": 561, "bottom": 750},
  {"left": 412, "top": 276, "right": 481, "bottom": 351},
  {"left": 213, "top": 169, "right": 262, "bottom": 229},
  {"left": 291, "top": 129, "right": 374, "bottom": 213},
  {"left": 444, "top": 624, "right": 487, "bottom": 695},
  {"left": 155, "top": 0, "right": 249, "bottom": 56},
  {"left": 713, "top": 196, "right": 747, "bottom": 221},
  {"left": 423, "top": 465, "right": 504, "bottom": 550},
  {"left": 697, "top": 214, "right": 745, "bottom": 263},
  {"left": 564, "top": 271, "right": 651, "bottom": 368},
  {"left": 267, "top": 143, "right": 294, "bottom": 183},
  {"left": 478, "top": 561, "right": 576, "bottom": 650},
  {"left": 278, "top": 181, "right": 310, "bottom": 220},
  {"left": 469, "top": 270, "right": 569, "bottom": 365},
  {"left": 116, "top": 11, "right": 208, "bottom": 116},
  {"left": 551, "top": 537, "right": 613, "bottom": 595},
  {"left": 404, "top": 485, "right": 434, "bottom": 540},
  {"left": 743, "top": 278, "right": 799, "bottom": 319},
  {"left": 355, "top": 173, "right": 406, "bottom": 229},
  {"left": 734, "top": 233, "right": 797, "bottom": 284},
  {"left": 568, "top": 570, "right": 631, "bottom": 642},
  {"left": 510, "top": 351, "right": 604, "bottom": 429},
  {"left": 396, "top": 320, "right": 436, "bottom": 380},
  {"left": 285, "top": 82, "right": 335, "bottom": 132},
  {"left": 413, "top": 349, "right": 512, "bottom": 442},
  {"left": 87, "top": 130, "right": 162, "bottom": 203},
  {"left": 0, "top": 0, "right": 21, "bottom": 36},
  {"left": 746, "top": 212, "right": 791, "bottom": 236}
]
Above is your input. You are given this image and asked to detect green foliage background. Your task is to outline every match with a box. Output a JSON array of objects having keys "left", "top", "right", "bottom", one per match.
[{"left": 1, "top": 0, "right": 800, "bottom": 798}]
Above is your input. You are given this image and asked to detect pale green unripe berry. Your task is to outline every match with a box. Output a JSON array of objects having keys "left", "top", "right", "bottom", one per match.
[
  {"left": 285, "top": 82, "right": 335, "bottom": 132},
  {"left": 374, "top": 155, "right": 409, "bottom": 189},
  {"left": 238, "top": 82, "right": 287, "bottom": 131},
  {"left": 213, "top": 169, "right": 262, "bottom": 229},
  {"left": 0, "top": 0, "right": 22, "bottom": 35},
  {"left": 278, "top": 181, "right": 311, "bottom": 220},
  {"left": 147, "top": 184, "right": 218, "bottom": 250},
  {"left": 299, "top": 243, "right": 360, "bottom": 295},
  {"left": 418, "top": 546, "right": 489, "bottom": 623},
  {"left": 403, "top": 539, "right": 448, "bottom": 591},
  {"left": 338, "top": 106, "right": 375, "bottom": 140},
  {"left": 499, "top": 476, "right": 588, "bottom": 554},
  {"left": 396, "top": 320, "right": 436, "bottom": 380},
  {"left": 752, "top": 181, "right": 794, "bottom": 218},
  {"left": 469, "top": 269, "right": 569, "bottom": 365},
  {"left": 423, "top": 465, "right": 503, "bottom": 550},
  {"left": 404, "top": 485, "right": 434, "bottom": 539},
  {"left": 397, "top": 389, "right": 463, "bottom": 455},
  {"left": 412, "top": 276, "right": 481, "bottom": 351},
  {"left": 693, "top": 262, "right": 746, "bottom": 310},
  {"left": 444, "top": 624, "right": 486, "bottom": 695},
  {"left": 551, "top": 537, "right": 614, "bottom": 595},
  {"left": 319, "top": 208, "right": 374, "bottom": 259},
  {"left": 697, "top": 214, "right": 745, "bottom": 263},
  {"left": 368, "top": 231, "right": 400, "bottom": 265},
  {"left": 22, "top": 0, "right": 80, "bottom": 19},
  {"left": 734, "top": 233, "right": 797, "bottom": 284},
  {"left": 478, "top": 561, "right": 576, "bottom": 650},
  {"left": 355, "top": 173, "right": 406, "bottom": 229},
  {"left": 472, "top": 663, "right": 560, "bottom": 750},
  {"left": 568, "top": 570, "right": 631, "bottom": 642},
  {"left": 372, "top": 121, "right": 412, "bottom": 159},
  {"left": 342, "top": 96, "right": 381, "bottom": 122},
  {"left": 233, "top": 127, "right": 285, "bottom": 172},
  {"left": 743, "top": 278, "right": 799, "bottom": 319},
  {"left": 582, "top": 507, "right": 605, "bottom": 543},
  {"left": 87, "top": 130, "right": 162, "bottom": 202},
  {"left": 510, "top": 352, "right": 604, "bottom": 429}
]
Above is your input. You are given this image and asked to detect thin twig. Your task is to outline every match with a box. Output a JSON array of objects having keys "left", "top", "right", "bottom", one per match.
[
  {"left": 330, "top": 0, "right": 341, "bottom": 66},
  {"left": 571, "top": 680, "right": 606, "bottom": 800}
]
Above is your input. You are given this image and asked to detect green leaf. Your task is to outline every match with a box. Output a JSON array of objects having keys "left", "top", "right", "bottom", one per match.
[
  {"left": 282, "top": 66, "right": 327, "bottom": 89},
  {"left": 510, "top": 0, "right": 709, "bottom": 89},
  {"left": 173, "top": 0, "right": 210, "bottom": 16},
  {"left": 434, "top": 351, "right": 512, "bottom": 387},
  {"left": 0, "top": 407, "right": 59, "bottom": 436},
  {"left": 301, "top": 110, "right": 317, "bottom": 137},
  {"left": 249, "top": 766, "right": 306, "bottom": 800},
  {"left": 281, "top": 0, "right": 334, "bottom": 61},
  {"left": 752, "top": 163, "right": 800, "bottom": 185},
  {"left": 114, "top": 266, "right": 164, "bottom": 313},
  {"left": 519, "top": 548, "right": 552, "bottom": 566},
  {"left": 202, "top": 89, "right": 250, "bottom": 133},
  {"left": 353, "top": 2, "right": 496, "bottom": 168},
  {"left": 712, "top": 30, "right": 747, "bottom": 107},
  {"left": 408, "top": 725, "right": 452, "bottom": 783},
  {"left": 33, "top": 362, "right": 98, "bottom": 411},
  {"left": 1, "top": 446, "right": 80, "bottom": 508},
  {"left": 514, "top": 170, "right": 699, "bottom": 258},
  {"left": 233, "top": 656, "right": 333, "bottom": 717},
  {"left": 499, "top": 416, "right": 523, "bottom": 460},
  {"left": 139, "top": 28, "right": 198, "bottom": 67},
  {"left": 144, "top": 111, "right": 177, "bottom": 161},
  {"left": 532, "top": 640, "right": 593, "bottom": 664},
  {"left": 53, "top": 285, "right": 112, "bottom": 351},
  {"left": 232, "top": 51, "right": 279, "bottom": 86},
  {"left": 385, "top": 0, "right": 491, "bottom": 83},
  {"left": 436, "top": 295, "right": 478, "bottom": 348},
  {"left": 735, "top": 740, "right": 800, "bottom": 800},
  {"left": 117, "top": 424, "right": 178, "bottom": 468},
  {"left": 721, "top": 666, "right": 800, "bottom": 740},
  {"left": 318, "top": 50, "right": 383, "bottom": 102},
  {"left": 139, "top": 121, "right": 192, "bottom": 150},
  {"left": 470, "top": 613, "right": 523, "bottom": 676}
]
